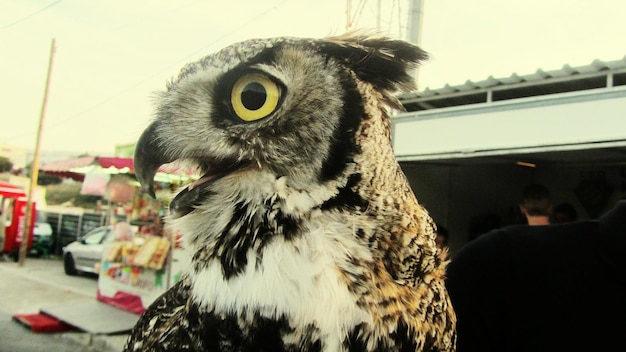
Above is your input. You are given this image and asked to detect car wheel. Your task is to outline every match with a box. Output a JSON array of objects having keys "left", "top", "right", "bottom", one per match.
[{"left": 64, "top": 253, "right": 78, "bottom": 276}]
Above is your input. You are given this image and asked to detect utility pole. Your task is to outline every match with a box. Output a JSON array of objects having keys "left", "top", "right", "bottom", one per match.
[
  {"left": 376, "top": 0, "right": 381, "bottom": 32},
  {"left": 407, "top": 0, "right": 424, "bottom": 87},
  {"left": 18, "top": 38, "right": 56, "bottom": 266},
  {"left": 346, "top": 0, "right": 352, "bottom": 31}
]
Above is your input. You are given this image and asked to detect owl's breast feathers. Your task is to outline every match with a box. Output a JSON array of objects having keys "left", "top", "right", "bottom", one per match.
[{"left": 127, "top": 33, "right": 456, "bottom": 351}]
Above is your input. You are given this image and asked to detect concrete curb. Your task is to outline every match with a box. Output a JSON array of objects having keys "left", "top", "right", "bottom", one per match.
[{"left": 61, "top": 331, "right": 128, "bottom": 351}]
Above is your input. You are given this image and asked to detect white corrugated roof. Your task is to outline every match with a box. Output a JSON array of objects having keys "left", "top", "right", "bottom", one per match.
[{"left": 398, "top": 56, "right": 626, "bottom": 108}]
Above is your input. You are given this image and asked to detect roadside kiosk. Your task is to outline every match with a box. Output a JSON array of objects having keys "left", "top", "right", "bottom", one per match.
[{"left": 0, "top": 182, "right": 36, "bottom": 261}]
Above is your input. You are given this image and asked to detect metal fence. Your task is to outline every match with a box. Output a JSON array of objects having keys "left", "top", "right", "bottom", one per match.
[{"left": 42, "top": 211, "right": 109, "bottom": 256}]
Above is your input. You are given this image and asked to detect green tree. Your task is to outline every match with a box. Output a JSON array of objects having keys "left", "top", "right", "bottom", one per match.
[
  {"left": 23, "top": 161, "right": 64, "bottom": 185},
  {"left": 45, "top": 182, "right": 102, "bottom": 209},
  {"left": 0, "top": 156, "right": 13, "bottom": 172},
  {"left": 37, "top": 172, "right": 63, "bottom": 185}
]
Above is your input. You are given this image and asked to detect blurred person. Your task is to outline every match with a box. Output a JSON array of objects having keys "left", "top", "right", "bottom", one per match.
[
  {"left": 520, "top": 183, "right": 552, "bottom": 225},
  {"left": 435, "top": 223, "right": 449, "bottom": 250},
  {"left": 446, "top": 199, "right": 626, "bottom": 351},
  {"left": 113, "top": 220, "right": 133, "bottom": 241}
]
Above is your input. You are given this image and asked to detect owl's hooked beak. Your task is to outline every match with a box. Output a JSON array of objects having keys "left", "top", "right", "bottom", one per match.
[
  {"left": 134, "top": 122, "right": 174, "bottom": 199},
  {"left": 134, "top": 121, "right": 251, "bottom": 218}
]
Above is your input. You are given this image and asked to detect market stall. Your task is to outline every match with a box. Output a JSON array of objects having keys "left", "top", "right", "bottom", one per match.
[
  {"left": 39, "top": 156, "right": 194, "bottom": 315},
  {"left": 96, "top": 186, "right": 190, "bottom": 314}
]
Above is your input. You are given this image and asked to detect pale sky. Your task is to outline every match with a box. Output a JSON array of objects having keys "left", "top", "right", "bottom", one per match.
[{"left": 1, "top": 0, "right": 625, "bottom": 159}]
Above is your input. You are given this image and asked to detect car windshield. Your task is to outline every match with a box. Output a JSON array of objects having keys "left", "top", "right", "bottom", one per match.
[{"left": 82, "top": 228, "right": 110, "bottom": 245}]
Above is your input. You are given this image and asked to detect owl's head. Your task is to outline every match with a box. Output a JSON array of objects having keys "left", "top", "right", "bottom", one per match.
[{"left": 135, "top": 33, "right": 427, "bottom": 218}]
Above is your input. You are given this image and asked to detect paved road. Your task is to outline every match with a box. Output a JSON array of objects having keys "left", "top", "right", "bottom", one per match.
[
  {"left": 0, "top": 255, "right": 129, "bottom": 351},
  {"left": 0, "top": 312, "right": 103, "bottom": 352},
  {"left": 0, "top": 255, "right": 98, "bottom": 315}
]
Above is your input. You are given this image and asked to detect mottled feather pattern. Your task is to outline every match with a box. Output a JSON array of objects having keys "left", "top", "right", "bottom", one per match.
[{"left": 127, "top": 33, "right": 456, "bottom": 351}]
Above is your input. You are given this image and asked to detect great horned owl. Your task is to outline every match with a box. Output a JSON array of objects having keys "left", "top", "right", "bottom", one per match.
[{"left": 127, "top": 33, "right": 456, "bottom": 351}]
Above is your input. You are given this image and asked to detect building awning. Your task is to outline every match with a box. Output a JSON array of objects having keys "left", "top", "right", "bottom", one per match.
[
  {"left": 393, "top": 86, "right": 626, "bottom": 165},
  {"left": 392, "top": 54, "right": 626, "bottom": 167},
  {"left": 40, "top": 156, "right": 196, "bottom": 183}
]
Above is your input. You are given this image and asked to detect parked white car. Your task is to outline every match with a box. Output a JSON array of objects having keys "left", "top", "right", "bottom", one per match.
[{"left": 62, "top": 226, "right": 113, "bottom": 275}]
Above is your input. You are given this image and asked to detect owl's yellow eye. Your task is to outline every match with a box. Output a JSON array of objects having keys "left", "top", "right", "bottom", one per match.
[{"left": 231, "top": 73, "right": 281, "bottom": 122}]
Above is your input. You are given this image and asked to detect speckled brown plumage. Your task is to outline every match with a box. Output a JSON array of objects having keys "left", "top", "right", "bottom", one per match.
[{"left": 128, "top": 32, "right": 456, "bottom": 351}]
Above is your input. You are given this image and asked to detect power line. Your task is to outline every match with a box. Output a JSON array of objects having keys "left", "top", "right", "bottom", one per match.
[
  {"left": 53, "top": 0, "right": 291, "bottom": 126},
  {"left": 4, "top": 0, "right": 292, "bottom": 143},
  {"left": 171, "top": 0, "right": 292, "bottom": 67},
  {"left": 0, "top": 0, "right": 62, "bottom": 31}
]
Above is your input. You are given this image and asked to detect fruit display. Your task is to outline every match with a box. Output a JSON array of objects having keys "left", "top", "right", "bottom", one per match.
[{"left": 104, "top": 236, "right": 170, "bottom": 270}]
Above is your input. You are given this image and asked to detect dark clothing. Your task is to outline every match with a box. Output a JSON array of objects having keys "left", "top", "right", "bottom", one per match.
[{"left": 446, "top": 201, "right": 626, "bottom": 352}]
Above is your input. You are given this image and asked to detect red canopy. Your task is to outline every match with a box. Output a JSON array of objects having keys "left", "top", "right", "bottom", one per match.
[
  {"left": 98, "top": 157, "right": 134, "bottom": 170},
  {"left": 40, "top": 156, "right": 135, "bottom": 181},
  {"left": 0, "top": 182, "right": 26, "bottom": 198}
]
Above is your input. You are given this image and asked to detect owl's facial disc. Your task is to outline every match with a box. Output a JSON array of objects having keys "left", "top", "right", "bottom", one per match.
[{"left": 135, "top": 71, "right": 284, "bottom": 218}]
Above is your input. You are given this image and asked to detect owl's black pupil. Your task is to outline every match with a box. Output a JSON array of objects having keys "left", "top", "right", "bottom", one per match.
[{"left": 241, "top": 82, "right": 267, "bottom": 111}]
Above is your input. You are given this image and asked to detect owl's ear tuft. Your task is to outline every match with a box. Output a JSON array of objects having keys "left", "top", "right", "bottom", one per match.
[{"left": 319, "top": 33, "right": 428, "bottom": 93}]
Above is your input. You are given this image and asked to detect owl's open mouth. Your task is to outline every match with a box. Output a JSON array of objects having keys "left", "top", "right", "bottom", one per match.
[{"left": 169, "top": 164, "right": 238, "bottom": 218}]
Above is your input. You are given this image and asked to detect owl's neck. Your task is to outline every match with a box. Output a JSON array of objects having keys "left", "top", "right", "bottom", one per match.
[
  {"left": 172, "top": 164, "right": 360, "bottom": 272},
  {"left": 176, "top": 169, "right": 377, "bottom": 350}
]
